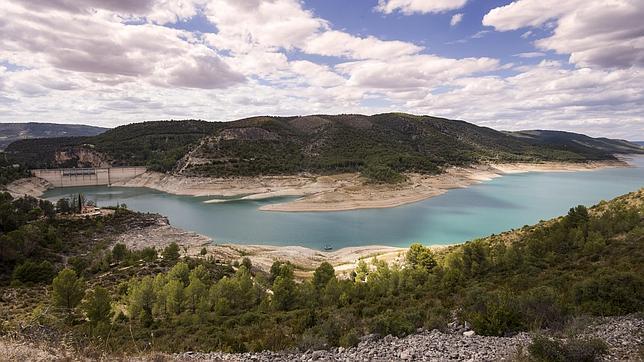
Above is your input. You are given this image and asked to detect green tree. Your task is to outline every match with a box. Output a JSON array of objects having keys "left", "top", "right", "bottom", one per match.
[
  {"left": 270, "top": 261, "right": 294, "bottom": 283},
  {"left": 406, "top": 243, "right": 437, "bottom": 271},
  {"left": 354, "top": 259, "right": 369, "bottom": 283},
  {"left": 162, "top": 242, "right": 181, "bottom": 262},
  {"left": 185, "top": 275, "right": 207, "bottom": 313},
  {"left": 272, "top": 275, "right": 296, "bottom": 311},
  {"left": 12, "top": 260, "right": 55, "bottom": 284},
  {"left": 112, "top": 243, "right": 128, "bottom": 262},
  {"left": 168, "top": 261, "right": 190, "bottom": 286},
  {"left": 83, "top": 286, "right": 112, "bottom": 325},
  {"left": 242, "top": 257, "right": 252, "bottom": 271},
  {"left": 51, "top": 268, "right": 86, "bottom": 317},
  {"left": 313, "top": 262, "right": 336, "bottom": 289},
  {"left": 165, "top": 279, "right": 184, "bottom": 315},
  {"left": 128, "top": 276, "right": 155, "bottom": 324}
]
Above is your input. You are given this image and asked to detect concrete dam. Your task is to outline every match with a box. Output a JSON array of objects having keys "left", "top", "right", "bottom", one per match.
[{"left": 31, "top": 167, "right": 147, "bottom": 187}]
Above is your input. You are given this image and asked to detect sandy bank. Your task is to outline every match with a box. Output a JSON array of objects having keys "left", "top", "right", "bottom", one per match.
[
  {"left": 113, "top": 218, "right": 408, "bottom": 278},
  {"left": 4, "top": 177, "right": 52, "bottom": 198},
  {"left": 113, "top": 159, "right": 626, "bottom": 212}
]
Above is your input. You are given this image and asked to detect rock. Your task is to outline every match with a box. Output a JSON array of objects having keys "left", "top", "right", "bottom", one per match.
[
  {"left": 159, "top": 315, "right": 643, "bottom": 362},
  {"left": 400, "top": 349, "right": 413, "bottom": 360},
  {"left": 311, "top": 350, "right": 324, "bottom": 360},
  {"left": 464, "top": 321, "right": 471, "bottom": 330}
]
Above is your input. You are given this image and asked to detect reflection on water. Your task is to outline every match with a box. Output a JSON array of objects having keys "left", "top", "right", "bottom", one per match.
[{"left": 43, "top": 156, "right": 644, "bottom": 250}]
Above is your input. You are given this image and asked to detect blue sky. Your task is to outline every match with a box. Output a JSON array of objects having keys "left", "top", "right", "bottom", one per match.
[{"left": 0, "top": 0, "right": 642, "bottom": 139}]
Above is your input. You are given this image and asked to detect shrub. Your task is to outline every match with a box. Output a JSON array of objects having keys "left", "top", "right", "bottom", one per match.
[
  {"left": 162, "top": 242, "right": 180, "bottom": 262},
  {"left": 465, "top": 290, "right": 523, "bottom": 336},
  {"left": 12, "top": 260, "right": 55, "bottom": 284},
  {"left": 528, "top": 335, "right": 608, "bottom": 362},
  {"left": 371, "top": 309, "right": 414, "bottom": 337},
  {"left": 573, "top": 271, "right": 644, "bottom": 315}
]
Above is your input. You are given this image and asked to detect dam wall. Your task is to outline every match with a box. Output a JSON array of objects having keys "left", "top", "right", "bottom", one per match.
[{"left": 31, "top": 167, "right": 147, "bottom": 187}]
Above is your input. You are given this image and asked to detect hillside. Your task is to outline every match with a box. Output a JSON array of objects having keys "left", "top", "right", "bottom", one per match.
[
  {"left": 4, "top": 114, "right": 642, "bottom": 181},
  {"left": 0, "top": 122, "right": 107, "bottom": 150},
  {"left": 5, "top": 120, "right": 217, "bottom": 170},
  {"left": 510, "top": 130, "right": 643, "bottom": 158},
  {"left": 0, "top": 186, "right": 641, "bottom": 358}
]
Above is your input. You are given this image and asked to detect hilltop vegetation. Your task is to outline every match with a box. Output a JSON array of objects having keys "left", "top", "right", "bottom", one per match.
[
  {"left": 510, "top": 130, "right": 643, "bottom": 159},
  {"left": 1, "top": 188, "right": 641, "bottom": 355},
  {"left": 4, "top": 114, "right": 641, "bottom": 182},
  {"left": 5, "top": 120, "right": 217, "bottom": 171},
  {"left": 0, "top": 122, "right": 107, "bottom": 150},
  {"left": 0, "top": 153, "right": 29, "bottom": 187}
]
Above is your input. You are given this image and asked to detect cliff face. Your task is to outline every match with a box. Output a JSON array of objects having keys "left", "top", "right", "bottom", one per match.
[{"left": 54, "top": 146, "right": 110, "bottom": 168}]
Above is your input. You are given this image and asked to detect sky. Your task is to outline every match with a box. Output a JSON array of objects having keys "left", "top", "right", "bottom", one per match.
[{"left": 0, "top": 0, "right": 642, "bottom": 139}]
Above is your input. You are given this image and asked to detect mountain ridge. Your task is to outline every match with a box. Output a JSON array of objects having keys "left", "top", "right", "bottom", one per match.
[
  {"left": 0, "top": 122, "right": 108, "bottom": 150},
  {"left": 4, "top": 114, "right": 642, "bottom": 181}
]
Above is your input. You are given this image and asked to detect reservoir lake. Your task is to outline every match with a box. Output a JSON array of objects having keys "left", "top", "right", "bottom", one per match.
[{"left": 43, "top": 156, "right": 644, "bottom": 250}]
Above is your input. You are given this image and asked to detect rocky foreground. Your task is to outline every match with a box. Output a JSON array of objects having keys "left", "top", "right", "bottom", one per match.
[
  {"left": 2, "top": 316, "right": 641, "bottom": 361},
  {"left": 165, "top": 315, "right": 642, "bottom": 362}
]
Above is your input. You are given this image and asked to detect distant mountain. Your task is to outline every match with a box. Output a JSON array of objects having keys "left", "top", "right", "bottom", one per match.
[
  {"left": 633, "top": 141, "right": 644, "bottom": 146},
  {"left": 5, "top": 114, "right": 642, "bottom": 181},
  {"left": 0, "top": 122, "right": 108, "bottom": 150},
  {"left": 510, "top": 130, "right": 643, "bottom": 158}
]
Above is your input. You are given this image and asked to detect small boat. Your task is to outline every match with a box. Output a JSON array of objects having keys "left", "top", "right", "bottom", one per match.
[{"left": 323, "top": 244, "right": 333, "bottom": 251}]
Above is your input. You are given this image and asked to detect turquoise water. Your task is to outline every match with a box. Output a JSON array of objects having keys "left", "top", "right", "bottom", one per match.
[{"left": 43, "top": 156, "right": 644, "bottom": 250}]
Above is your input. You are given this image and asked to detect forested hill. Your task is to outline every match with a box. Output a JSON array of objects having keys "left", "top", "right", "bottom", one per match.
[
  {"left": 4, "top": 114, "right": 642, "bottom": 179},
  {"left": 0, "top": 122, "right": 108, "bottom": 150},
  {"left": 510, "top": 130, "right": 643, "bottom": 158}
]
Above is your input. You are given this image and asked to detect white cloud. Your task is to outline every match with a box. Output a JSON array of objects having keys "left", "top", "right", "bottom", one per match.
[
  {"left": 514, "top": 52, "right": 545, "bottom": 58},
  {"left": 0, "top": 0, "right": 641, "bottom": 139},
  {"left": 336, "top": 55, "right": 499, "bottom": 89},
  {"left": 376, "top": 0, "right": 468, "bottom": 15},
  {"left": 0, "top": 1, "right": 244, "bottom": 89},
  {"left": 450, "top": 13, "right": 463, "bottom": 27},
  {"left": 483, "top": 0, "right": 644, "bottom": 68},
  {"left": 301, "top": 31, "right": 423, "bottom": 60}
]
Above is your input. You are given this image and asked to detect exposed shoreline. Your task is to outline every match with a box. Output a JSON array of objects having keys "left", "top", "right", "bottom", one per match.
[
  {"left": 113, "top": 217, "right": 410, "bottom": 277},
  {"left": 1, "top": 158, "right": 634, "bottom": 275},
  {"left": 113, "top": 159, "right": 628, "bottom": 212},
  {"left": 5, "top": 159, "right": 629, "bottom": 212}
]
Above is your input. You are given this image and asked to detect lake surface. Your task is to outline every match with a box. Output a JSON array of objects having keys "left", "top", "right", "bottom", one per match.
[{"left": 43, "top": 156, "right": 644, "bottom": 250}]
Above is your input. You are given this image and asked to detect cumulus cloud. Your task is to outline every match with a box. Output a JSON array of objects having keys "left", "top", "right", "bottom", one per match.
[
  {"left": 450, "top": 13, "right": 463, "bottom": 26},
  {"left": 10, "top": 0, "right": 155, "bottom": 14},
  {"left": 0, "top": 0, "right": 641, "bottom": 138},
  {"left": 483, "top": 0, "right": 644, "bottom": 68},
  {"left": 0, "top": 1, "right": 245, "bottom": 89},
  {"left": 301, "top": 31, "right": 423, "bottom": 60},
  {"left": 376, "top": 0, "right": 468, "bottom": 15},
  {"left": 336, "top": 55, "right": 499, "bottom": 89}
]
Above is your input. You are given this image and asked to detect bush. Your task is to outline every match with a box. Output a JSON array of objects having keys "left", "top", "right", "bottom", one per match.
[
  {"left": 520, "top": 287, "right": 568, "bottom": 330},
  {"left": 465, "top": 290, "right": 523, "bottom": 336},
  {"left": 528, "top": 335, "right": 608, "bottom": 362},
  {"left": 573, "top": 271, "right": 644, "bottom": 315},
  {"left": 12, "top": 260, "right": 55, "bottom": 284},
  {"left": 371, "top": 310, "right": 414, "bottom": 337},
  {"left": 162, "top": 242, "right": 181, "bottom": 262}
]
